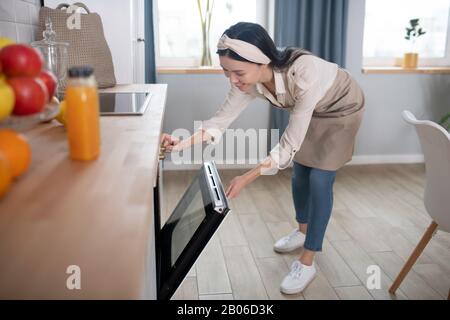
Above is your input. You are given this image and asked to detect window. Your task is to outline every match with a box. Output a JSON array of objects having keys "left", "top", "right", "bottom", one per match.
[
  {"left": 363, "top": 0, "right": 450, "bottom": 67},
  {"left": 154, "top": 0, "right": 268, "bottom": 68}
]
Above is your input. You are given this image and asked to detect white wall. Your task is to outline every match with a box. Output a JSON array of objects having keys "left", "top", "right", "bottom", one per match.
[
  {"left": 346, "top": 0, "right": 449, "bottom": 163},
  {"left": 43, "top": 0, "right": 138, "bottom": 83},
  {"left": 160, "top": 0, "right": 450, "bottom": 167},
  {"left": 1, "top": 0, "right": 143, "bottom": 83},
  {"left": 158, "top": 72, "right": 271, "bottom": 150},
  {"left": 158, "top": 72, "right": 272, "bottom": 169},
  {"left": 8, "top": 1, "right": 447, "bottom": 166},
  {"left": 0, "top": 0, "right": 41, "bottom": 44}
]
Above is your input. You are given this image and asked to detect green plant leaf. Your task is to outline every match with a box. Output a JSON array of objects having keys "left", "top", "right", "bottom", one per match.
[
  {"left": 439, "top": 113, "right": 450, "bottom": 131},
  {"left": 440, "top": 113, "right": 450, "bottom": 124},
  {"left": 404, "top": 18, "right": 426, "bottom": 41},
  {"left": 410, "top": 18, "right": 419, "bottom": 26}
]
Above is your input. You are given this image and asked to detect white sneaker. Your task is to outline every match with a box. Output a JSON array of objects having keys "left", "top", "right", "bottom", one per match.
[
  {"left": 273, "top": 229, "right": 305, "bottom": 253},
  {"left": 280, "top": 261, "right": 317, "bottom": 294}
]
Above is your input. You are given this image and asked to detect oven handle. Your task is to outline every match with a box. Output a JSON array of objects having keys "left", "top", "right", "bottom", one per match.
[{"left": 203, "top": 161, "right": 228, "bottom": 214}]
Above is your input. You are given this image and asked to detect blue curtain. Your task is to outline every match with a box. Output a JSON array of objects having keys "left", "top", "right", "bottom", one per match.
[
  {"left": 144, "top": 0, "right": 156, "bottom": 83},
  {"left": 270, "top": 0, "right": 349, "bottom": 140}
]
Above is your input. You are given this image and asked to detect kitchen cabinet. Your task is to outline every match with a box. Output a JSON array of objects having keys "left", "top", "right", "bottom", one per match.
[
  {"left": 0, "top": 84, "right": 167, "bottom": 299},
  {"left": 0, "top": 84, "right": 232, "bottom": 300}
]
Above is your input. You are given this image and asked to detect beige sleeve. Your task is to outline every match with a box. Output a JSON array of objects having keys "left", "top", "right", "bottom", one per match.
[{"left": 199, "top": 84, "right": 255, "bottom": 144}]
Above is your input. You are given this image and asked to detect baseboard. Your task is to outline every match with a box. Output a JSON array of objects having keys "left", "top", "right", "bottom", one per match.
[
  {"left": 162, "top": 160, "right": 261, "bottom": 171},
  {"left": 348, "top": 154, "right": 424, "bottom": 165},
  {"left": 162, "top": 154, "right": 424, "bottom": 171}
]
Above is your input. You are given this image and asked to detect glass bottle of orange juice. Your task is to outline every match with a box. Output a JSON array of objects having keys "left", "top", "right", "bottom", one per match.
[{"left": 65, "top": 66, "right": 101, "bottom": 161}]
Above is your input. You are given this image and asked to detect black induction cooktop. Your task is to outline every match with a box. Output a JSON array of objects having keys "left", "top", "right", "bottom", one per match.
[{"left": 98, "top": 92, "right": 152, "bottom": 116}]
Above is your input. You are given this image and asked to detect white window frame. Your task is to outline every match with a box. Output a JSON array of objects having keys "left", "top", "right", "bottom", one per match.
[
  {"left": 363, "top": 5, "right": 450, "bottom": 67},
  {"left": 153, "top": 0, "right": 271, "bottom": 68}
]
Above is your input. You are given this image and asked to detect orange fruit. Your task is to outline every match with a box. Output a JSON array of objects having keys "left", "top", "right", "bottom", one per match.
[
  {"left": 0, "top": 129, "right": 31, "bottom": 178},
  {"left": 0, "top": 151, "right": 12, "bottom": 198}
]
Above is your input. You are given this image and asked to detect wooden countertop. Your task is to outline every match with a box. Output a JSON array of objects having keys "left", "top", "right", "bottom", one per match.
[{"left": 0, "top": 84, "right": 167, "bottom": 299}]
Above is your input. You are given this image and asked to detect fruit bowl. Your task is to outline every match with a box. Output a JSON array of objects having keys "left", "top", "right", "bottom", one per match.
[{"left": 0, "top": 97, "right": 60, "bottom": 132}]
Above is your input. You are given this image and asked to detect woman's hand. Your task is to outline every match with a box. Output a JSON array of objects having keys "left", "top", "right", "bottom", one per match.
[
  {"left": 161, "top": 130, "right": 209, "bottom": 153},
  {"left": 160, "top": 133, "right": 180, "bottom": 152},
  {"left": 225, "top": 158, "right": 273, "bottom": 199},
  {"left": 226, "top": 175, "right": 251, "bottom": 199}
]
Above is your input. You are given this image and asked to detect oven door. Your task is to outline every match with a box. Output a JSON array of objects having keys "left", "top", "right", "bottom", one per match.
[{"left": 156, "top": 161, "right": 230, "bottom": 300}]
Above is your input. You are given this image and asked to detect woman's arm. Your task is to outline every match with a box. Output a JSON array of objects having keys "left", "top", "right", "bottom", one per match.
[
  {"left": 168, "top": 129, "right": 213, "bottom": 152},
  {"left": 165, "top": 84, "right": 255, "bottom": 153},
  {"left": 225, "top": 157, "right": 274, "bottom": 198}
]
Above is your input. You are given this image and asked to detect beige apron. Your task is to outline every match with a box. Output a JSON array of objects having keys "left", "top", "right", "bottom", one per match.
[{"left": 293, "top": 69, "right": 365, "bottom": 171}]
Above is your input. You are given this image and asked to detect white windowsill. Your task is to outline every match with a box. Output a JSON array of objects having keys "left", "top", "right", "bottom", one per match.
[
  {"left": 362, "top": 66, "right": 450, "bottom": 74},
  {"left": 157, "top": 67, "right": 224, "bottom": 74}
]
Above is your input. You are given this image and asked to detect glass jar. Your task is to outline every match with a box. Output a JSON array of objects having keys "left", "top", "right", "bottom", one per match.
[{"left": 31, "top": 17, "right": 69, "bottom": 100}]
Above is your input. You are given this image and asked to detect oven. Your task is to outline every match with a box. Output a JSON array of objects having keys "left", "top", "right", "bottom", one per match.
[{"left": 153, "top": 161, "right": 230, "bottom": 300}]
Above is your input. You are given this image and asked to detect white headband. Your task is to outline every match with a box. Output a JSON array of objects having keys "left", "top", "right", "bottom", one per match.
[{"left": 217, "top": 34, "right": 271, "bottom": 65}]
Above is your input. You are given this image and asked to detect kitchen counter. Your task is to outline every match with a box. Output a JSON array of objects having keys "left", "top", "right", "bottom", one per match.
[{"left": 0, "top": 84, "right": 167, "bottom": 299}]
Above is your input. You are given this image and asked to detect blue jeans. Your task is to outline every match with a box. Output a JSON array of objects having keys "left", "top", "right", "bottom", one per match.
[{"left": 291, "top": 161, "right": 337, "bottom": 252}]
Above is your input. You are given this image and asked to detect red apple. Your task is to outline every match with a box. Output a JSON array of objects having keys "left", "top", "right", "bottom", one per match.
[
  {"left": 0, "top": 44, "right": 43, "bottom": 77},
  {"left": 7, "top": 77, "right": 48, "bottom": 115},
  {"left": 37, "top": 70, "right": 57, "bottom": 102}
]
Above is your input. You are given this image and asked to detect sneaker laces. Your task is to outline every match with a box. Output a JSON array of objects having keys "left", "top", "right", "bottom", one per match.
[
  {"left": 282, "top": 229, "right": 300, "bottom": 244},
  {"left": 289, "top": 261, "right": 304, "bottom": 279}
]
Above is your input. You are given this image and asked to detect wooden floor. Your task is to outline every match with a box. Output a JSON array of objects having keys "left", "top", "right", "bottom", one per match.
[{"left": 161, "top": 164, "right": 450, "bottom": 300}]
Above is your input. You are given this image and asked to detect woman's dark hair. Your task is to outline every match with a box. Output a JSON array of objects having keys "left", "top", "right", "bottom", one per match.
[{"left": 217, "top": 22, "right": 310, "bottom": 71}]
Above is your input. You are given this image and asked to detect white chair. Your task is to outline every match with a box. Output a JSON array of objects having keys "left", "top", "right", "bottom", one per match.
[{"left": 389, "top": 110, "right": 450, "bottom": 299}]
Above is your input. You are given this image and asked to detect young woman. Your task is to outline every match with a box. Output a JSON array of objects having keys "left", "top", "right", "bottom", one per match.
[{"left": 161, "top": 22, "right": 365, "bottom": 295}]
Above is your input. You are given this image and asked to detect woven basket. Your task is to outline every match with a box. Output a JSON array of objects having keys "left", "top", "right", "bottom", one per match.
[{"left": 37, "top": 2, "right": 116, "bottom": 89}]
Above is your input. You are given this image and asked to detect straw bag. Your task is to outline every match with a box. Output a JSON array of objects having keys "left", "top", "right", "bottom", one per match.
[{"left": 37, "top": 2, "right": 116, "bottom": 88}]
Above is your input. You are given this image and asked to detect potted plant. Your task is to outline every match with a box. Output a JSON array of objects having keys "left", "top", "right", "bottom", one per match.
[
  {"left": 439, "top": 112, "right": 450, "bottom": 131},
  {"left": 402, "top": 18, "right": 426, "bottom": 68},
  {"left": 197, "top": 0, "right": 214, "bottom": 67}
]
